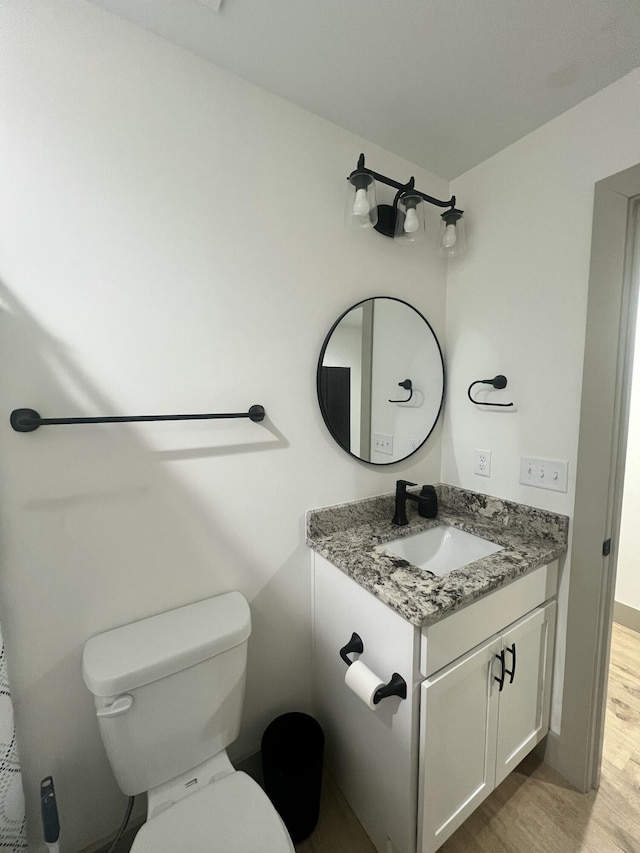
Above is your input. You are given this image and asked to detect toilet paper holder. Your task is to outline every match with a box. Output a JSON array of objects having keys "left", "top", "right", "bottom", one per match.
[{"left": 339, "top": 632, "right": 407, "bottom": 704}]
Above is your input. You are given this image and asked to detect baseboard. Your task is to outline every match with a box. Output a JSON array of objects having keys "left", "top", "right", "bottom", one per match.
[
  {"left": 613, "top": 601, "right": 640, "bottom": 633},
  {"left": 535, "top": 729, "right": 561, "bottom": 771}
]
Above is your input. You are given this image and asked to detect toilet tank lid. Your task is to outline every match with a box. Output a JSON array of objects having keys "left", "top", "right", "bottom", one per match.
[{"left": 82, "top": 592, "right": 251, "bottom": 697}]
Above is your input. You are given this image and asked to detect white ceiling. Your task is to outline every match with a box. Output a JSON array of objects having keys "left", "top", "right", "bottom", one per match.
[{"left": 86, "top": 0, "right": 640, "bottom": 179}]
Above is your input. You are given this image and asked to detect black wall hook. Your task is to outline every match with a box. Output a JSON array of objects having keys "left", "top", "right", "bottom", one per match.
[
  {"left": 467, "top": 375, "right": 513, "bottom": 408},
  {"left": 389, "top": 379, "right": 413, "bottom": 403}
]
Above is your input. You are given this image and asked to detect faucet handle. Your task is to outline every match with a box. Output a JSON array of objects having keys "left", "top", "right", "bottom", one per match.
[{"left": 418, "top": 485, "right": 438, "bottom": 519}]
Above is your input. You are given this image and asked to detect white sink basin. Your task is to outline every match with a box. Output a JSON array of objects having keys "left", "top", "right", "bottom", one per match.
[{"left": 379, "top": 526, "right": 503, "bottom": 577}]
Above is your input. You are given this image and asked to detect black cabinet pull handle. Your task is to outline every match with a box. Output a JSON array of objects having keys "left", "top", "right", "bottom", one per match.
[
  {"left": 494, "top": 650, "right": 506, "bottom": 692},
  {"left": 504, "top": 643, "right": 516, "bottom": 684}
]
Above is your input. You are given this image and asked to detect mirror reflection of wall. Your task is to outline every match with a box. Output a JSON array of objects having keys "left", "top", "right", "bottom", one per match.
[{"left": 317, "top": 297, "right": 444, "bottom": 465}]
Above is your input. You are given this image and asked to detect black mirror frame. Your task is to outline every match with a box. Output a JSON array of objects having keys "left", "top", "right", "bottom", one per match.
[{"left": 316, "top": 296, "right": 445, "bottom": 466}]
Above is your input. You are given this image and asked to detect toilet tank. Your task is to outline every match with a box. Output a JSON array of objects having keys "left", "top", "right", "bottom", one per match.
[{"left": 82, "top": 592, "right": 251, "bottom": 796}]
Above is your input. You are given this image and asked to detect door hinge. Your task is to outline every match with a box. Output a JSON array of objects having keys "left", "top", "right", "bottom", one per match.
[{"left": 602, "top": 538, "right": 611, "bottom": 557}]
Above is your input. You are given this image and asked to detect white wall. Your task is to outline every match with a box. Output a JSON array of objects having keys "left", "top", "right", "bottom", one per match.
[
  {"left": 617, "top": 262, "right": 640, "bottom": 614},
  {"left": 444, "top": 68, "right": 640, "bottom": 733},
  {"left": 0, "top": 1, "right": 448, "bottom": 849}
]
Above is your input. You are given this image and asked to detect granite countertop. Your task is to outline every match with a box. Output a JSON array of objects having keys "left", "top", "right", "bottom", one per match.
[{"left": 306, "top": 485, "right": 569, "bottom": 628}]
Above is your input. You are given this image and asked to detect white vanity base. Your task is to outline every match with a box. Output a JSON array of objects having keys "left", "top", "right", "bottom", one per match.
[{"left": 312, "top": 554, "right": 558, "bottom": 853}]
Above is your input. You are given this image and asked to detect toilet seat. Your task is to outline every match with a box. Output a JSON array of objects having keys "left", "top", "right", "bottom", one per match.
[{"left": 130, "top": 771, "right": 295, "bottom": 853}]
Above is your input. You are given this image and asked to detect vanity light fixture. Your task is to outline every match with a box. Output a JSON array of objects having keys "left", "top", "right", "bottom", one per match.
[{"left": 346, "top": 153, "right": 465, "bottom": 256}]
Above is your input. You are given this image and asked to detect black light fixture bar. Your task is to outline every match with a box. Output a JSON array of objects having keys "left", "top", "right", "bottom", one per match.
[
  {"left": 10, "top": 405, "right": 266, "bottom": 432},
  {"left": 355, "top": 153, "right": 456, "bottom": 210},
  {"left": 347, "top": 153, "right": 465, "bottom": 250}
]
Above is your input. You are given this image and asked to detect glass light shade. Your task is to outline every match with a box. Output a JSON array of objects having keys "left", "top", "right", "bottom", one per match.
[
  {"left": 345, "top": 174, "right": 378, "bottom": 229},
  {"left": 438, "top": 210, "right": 466, "bottom": 257},
  {"left": 394, "top": 192, "right": 426, "bottom": 244}
]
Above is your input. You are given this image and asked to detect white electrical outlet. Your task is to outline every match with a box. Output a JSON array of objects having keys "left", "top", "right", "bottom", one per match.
[
  {"left": 474, "top": 449, "right": 491, "bottom": 477},
  {"left": 374, "top": 432, "right": 394, "bottom": 455},
  {"left": 520, "top": 456, "right": 568, "bottom": 493}
]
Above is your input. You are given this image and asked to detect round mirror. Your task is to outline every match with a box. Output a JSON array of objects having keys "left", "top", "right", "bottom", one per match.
[{"left": 317, "top": 297, "right": 444, "bottom": 464}]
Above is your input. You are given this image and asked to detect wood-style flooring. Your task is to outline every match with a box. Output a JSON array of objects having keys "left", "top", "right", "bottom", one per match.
[
  {"left": 301, "top": 621, "right": 640, "bottom": 853},
  {"left": 295, "top": 775, "right": 377, "bottom": 853}
]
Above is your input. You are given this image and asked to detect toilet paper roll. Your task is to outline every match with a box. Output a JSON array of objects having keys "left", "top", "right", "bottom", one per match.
[{"left": 344, "top": 660, "right": 386, "bottom": 710}]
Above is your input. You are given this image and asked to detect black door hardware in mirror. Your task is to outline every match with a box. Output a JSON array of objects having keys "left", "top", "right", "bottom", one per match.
[{"left": 317, "top": 297, "right": 444, "bottom": 465}]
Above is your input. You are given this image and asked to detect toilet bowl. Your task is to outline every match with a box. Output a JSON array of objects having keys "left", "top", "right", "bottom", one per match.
[
  {"left": 132, "top": 771, "right": 294, "bottom": 852},
  {"left": 82, "top": 592, "right": 294, "bottom": 852}
]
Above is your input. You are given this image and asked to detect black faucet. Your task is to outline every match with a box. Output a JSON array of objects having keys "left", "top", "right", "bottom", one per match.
[{"left": 392, "top": 480, "right": 438, "bottom": 526}]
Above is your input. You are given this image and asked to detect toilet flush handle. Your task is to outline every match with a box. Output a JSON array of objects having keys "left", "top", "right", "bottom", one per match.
[{"left": 96, "top": 695, "right": 133, "bottom": 718}]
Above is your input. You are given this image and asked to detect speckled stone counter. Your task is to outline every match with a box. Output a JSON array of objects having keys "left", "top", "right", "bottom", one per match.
[{"left": 306, "top": 485, "right": 568, "bottom": 627}]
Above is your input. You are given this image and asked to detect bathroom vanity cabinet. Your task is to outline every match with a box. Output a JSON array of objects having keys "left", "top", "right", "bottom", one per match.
[{"left": 312, "top": 553, "right": 558, "bottom": 853}]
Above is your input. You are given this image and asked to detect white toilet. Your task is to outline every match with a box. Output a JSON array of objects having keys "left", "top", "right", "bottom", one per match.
[{"left": 82, "top": 591, "right": 295, "bottom": 852}]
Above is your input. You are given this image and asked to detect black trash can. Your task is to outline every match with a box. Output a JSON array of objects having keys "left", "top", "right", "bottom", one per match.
[{"left": 261, "top": 712, "right": 324, "bottom": 843}]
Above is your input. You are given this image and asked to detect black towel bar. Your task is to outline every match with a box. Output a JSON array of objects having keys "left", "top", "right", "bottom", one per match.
[{"left": 10, "top": 405, "right": 266, "bottom": 432}]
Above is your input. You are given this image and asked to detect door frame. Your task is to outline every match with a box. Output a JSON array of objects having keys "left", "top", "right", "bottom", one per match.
[{"left": 554, "top": 165, "right": 640, "bottom": 791}]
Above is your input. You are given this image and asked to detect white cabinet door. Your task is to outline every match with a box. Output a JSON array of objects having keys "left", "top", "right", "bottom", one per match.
[
  {"left": 494, "top": 601, "right": 556, "bottom": 786},
  {"left": 418, "top": 600, "right": 556, "bottom": 853},
  {"left": 418, "top": 635, "right": 502, "bottom": 853}
]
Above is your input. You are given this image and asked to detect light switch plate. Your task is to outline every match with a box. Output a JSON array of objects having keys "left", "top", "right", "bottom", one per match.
[
  {"left": 374, "top": 433, "right": 394, "bottom": 455},
  {"left": 520, "top": 456, "right": 568, "bottom": 493}
]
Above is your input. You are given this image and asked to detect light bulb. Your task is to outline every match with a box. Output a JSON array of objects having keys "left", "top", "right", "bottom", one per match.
[
  {"left": 353, "top": 188, "right": 370, "bottom": 216},
  {"left": 404, "top": 208, "right": 419, "bottom": 233},
  {"left": 443, "top": 223, "right": 457, "bottom": 248}
]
